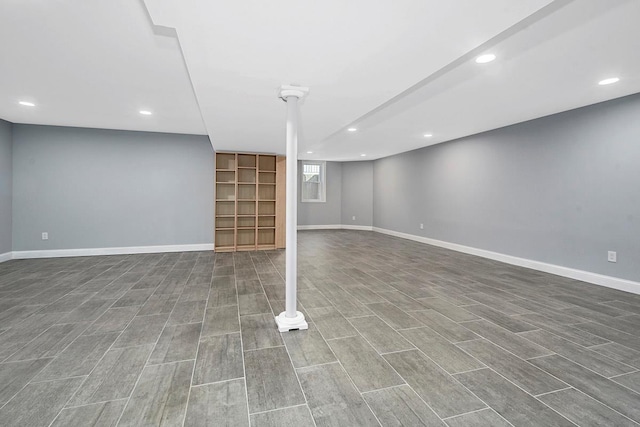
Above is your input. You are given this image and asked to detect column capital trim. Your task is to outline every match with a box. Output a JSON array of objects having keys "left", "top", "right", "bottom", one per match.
[{"left": 278, "top": 85, "right": 309, "bottom": 101}]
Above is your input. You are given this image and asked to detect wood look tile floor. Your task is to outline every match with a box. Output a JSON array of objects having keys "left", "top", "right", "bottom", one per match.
[{"left": 1, "top": 230, "right": 640, "bottom": 426}]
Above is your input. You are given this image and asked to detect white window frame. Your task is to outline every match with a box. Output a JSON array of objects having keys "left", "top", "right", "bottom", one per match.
[{"left": 301, "top": 161, "right": 326, "bottom": 203}]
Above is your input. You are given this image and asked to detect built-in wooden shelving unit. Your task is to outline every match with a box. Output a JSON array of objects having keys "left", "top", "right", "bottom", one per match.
[{"left": 215, "top": 152, "right": 285, "bottom": 252}]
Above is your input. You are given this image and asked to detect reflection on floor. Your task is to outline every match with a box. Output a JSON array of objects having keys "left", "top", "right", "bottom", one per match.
[{"left": 1, "top": 230, "right": 640, "bottom": 426}]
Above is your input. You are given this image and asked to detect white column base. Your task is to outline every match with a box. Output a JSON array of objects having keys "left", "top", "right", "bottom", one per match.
[{"left": 275, "top": 311, "right": 309, "bottom": 332}]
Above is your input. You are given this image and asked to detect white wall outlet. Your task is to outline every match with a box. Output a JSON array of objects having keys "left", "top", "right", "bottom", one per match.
[
  {"left": 420, "top": 223, "right": 424, "bottom": 229},
  {"left": 608, "top": 251, "right": 617, "bottom": 263},
  {"left": 352, "top": 216, "right": 356, "bottom": 221},
  {"left": 42, "top": 232, "right": 48, "bottom": 240}
]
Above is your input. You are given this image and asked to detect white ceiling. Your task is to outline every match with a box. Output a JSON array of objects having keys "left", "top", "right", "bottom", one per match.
[
  {"left": 1, "top": 0, "right": 639, "bottom": 160},
  {"left": 0, "top": 0, "right": 206, "bottom": 135}
]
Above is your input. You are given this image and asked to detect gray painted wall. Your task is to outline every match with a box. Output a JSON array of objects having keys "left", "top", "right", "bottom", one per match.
[
  {"left": 0, "top": 119, "right": 12, "bottom": 254},
  {"left": 12, "top": 125, "right": 214, "bottom": 251},
  {"left": 298, "top": 161, "right": 342, "bottom": 226},
  {"left": 342, "top": 161, "right": 373, "bottom": 227},
  {"left": 373, "top": 93, "right": 640, "bottom": 282}
]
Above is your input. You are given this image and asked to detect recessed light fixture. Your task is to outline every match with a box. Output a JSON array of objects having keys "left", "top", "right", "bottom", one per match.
[
  {"left": 360, "top": 154, "right": 367, "bottom": 157},
  {"left": 423, "top": 133, "right": 433, "bottom": 138},
  {"left": 347, "top": 127, "right": 358, "bottom": 132},
  {"left": 19, "top": 101, "right": 35, "bottom": 107},
  {"left": 139, "top": 110, "right": 153, "bottom": 115},
  {"left": 598, "top": 77, "right": 620, "bottom": 86},
  {"left": 475, "top": 53, "right": 496, "bottom": 64},
  {"left": 306, "top": 151, "right": 313, "bottom": 154}
]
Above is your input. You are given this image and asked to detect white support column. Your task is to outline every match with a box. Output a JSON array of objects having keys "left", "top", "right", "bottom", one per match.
[{"left": 275, "top": 85, "right": 309, "bottom": 333}]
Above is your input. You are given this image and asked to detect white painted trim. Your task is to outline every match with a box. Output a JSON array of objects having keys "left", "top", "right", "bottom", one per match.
[
  {"left": 11, "top": 243, "right": 214, "bottom": 260},
  {"left": 373, "top": 227, "right": 640, "bottom": 295},
  {"left": 297, "top": 225, "right": 342, "bottom": 230},
  {"left": 341, "top": 225, "right": 374, "bottom": 231},
  {"left": 0, "top": 252, "right": 12, "bottom": 263},
  {"left": 297, "top": 224, "right": 373, "bottom": 231}
]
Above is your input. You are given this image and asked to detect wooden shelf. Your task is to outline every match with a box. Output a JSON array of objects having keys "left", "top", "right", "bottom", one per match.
[{"left": 215, "top": 152, "right": 284, "bottom": 252}]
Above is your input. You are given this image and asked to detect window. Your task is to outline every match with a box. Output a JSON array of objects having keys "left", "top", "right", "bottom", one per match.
[{"left": 301, "top": 161, "right": 326, "bottom": 202}]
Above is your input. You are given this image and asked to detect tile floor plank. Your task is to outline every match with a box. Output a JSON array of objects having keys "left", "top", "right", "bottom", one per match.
[
  {"left": 410, "top": 310, "right": 478, "bottom": 343},
  {"left": 68, "top": 344, "right": 154, "bottom": 406},
  {"left": 400, "top": 327, "right": 484, "bottom": 374},
  {"left": 193, "top": 333, "right": 244, "bottom": 385},
  {"left": 118, "top": 360, "right": 193, "bottom": 427},
  {"left": 281, "top": 323, "right": 337, "bottom": 368},
  {"left": 184, "top": 379, "right": 249, "bottom": 427},
  {"left": 363, "top": 384, "right": 445, "bottom": 426},
  {"left": 520, "top": 329, "right": 635, "bottom": 377},
  {"left": 461, "top": 319, "right": 552, "bottom": 359},
  {"left": 444, "top": 408, "right": 512, "bottom": 427},
  {"left": 250, "top": 405, "right": 314, "bottom": 427},
  {"left": 538, "top": 387, "right": 639, "bottom": 427},
  {"left": 0, "top": 377, "right": 84, "bottom": 427},
  {"left": 328, "top": 336, "right": 404, "bottom": 392},
  {"left": 148, "top": 322, "right": 202, "bottom": 364},
  {"left": 457, "top": 339, "right": 568, "bottom": 395},
  {"left": 0, "top": 358, "right": 52, "bottom": 405},
  {"left": 297, "top": 362, "right": 380, "bottom": 427},
  {"left": 366, "top": 302, "right": 423, "bottom": 330},
  {"left": 530, "top": 354, "right": 640, "bottom": 422},
  {"left": 51, "top": 399, "right": 127, "bottom": 427},
  {"left": 201, "top": 305, "right": 240, "bottom": 337},
  {"left": 244, "top": 346, "right": 305, "bottom": 413},
  {"left": 384, "top": 350, "right": 486, "bottom": 419},
  {"left": 349, "top": 315, "right": 415, "bottom": 354},
  {"left": 454, "top": 368, "right": 574, "bottom": 427}
]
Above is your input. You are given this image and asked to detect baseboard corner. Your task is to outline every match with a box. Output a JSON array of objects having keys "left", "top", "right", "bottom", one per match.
[{"left": 0, "top": 252, "right": 12, "bottom": 263}]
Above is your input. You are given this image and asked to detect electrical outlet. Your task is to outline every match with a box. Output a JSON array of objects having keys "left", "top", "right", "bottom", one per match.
[
  {"left": 420, "top": 223, "right": 424, "bottom": 229},
  {"left": 608, "top": 251, "right": 617, "bottom": 263},
  {"left": 42, "top": 232, "right": 48, "bottom": 240},
  {"left": 352, "top": 216, "right": 356, "bottom": 221}
]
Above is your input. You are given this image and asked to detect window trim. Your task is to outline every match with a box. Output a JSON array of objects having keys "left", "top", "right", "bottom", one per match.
[{"left": 301, "top": 161, "right": 326, "bottom": 203}]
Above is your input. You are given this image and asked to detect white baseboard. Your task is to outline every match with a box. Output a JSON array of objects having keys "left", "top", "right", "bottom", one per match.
[
  {"left": 373, "top": 227, "right": 640, "bottom": 295},
  {"left": 0, "top": 252, "right": 11, "bottom": 263},
  {"left": 11, "top": 243, "right": 215, "bottom": 260},
  {"left": 298, "top": 224, "right": 373, "bottom": 231}
]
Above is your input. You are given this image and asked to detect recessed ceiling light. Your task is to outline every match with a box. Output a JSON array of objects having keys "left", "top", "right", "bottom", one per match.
[
  {"left": 423, "top": 133, "right": 433, "bottom": 138},
  {"left": 475, "top": 54, "right": 496, "bottom": 64},
  {"left": 306, "top": 151, "right": 313, "bottom": 154},
  {"left": 360, "top": 154, "right": 367, "bottom": 157},
  {"left": 139, "top": 110, "right": 153, "bottom": 115},
  {"left": 598, "top": 77, "right": 620, "bottom": 86},
  {"left": 19, "top": 101, "right": 35, "bottom": 107},
  {"left": 347, "top": 127, "right": 358, "bottom": 132}
]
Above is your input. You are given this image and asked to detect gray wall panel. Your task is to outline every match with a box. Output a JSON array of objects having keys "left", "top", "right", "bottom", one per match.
[
  {"left": 12, "top": 125, "right": 214, "bottom": 251},
  {"left": 0, "top": 119, "right": 12, "bottom": 254},
  {"left": 373, "top": 94, "right": 640, "bottom": 281},
  {"left": 341, "top": 161, "right": 373, "bottom": 227}
]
